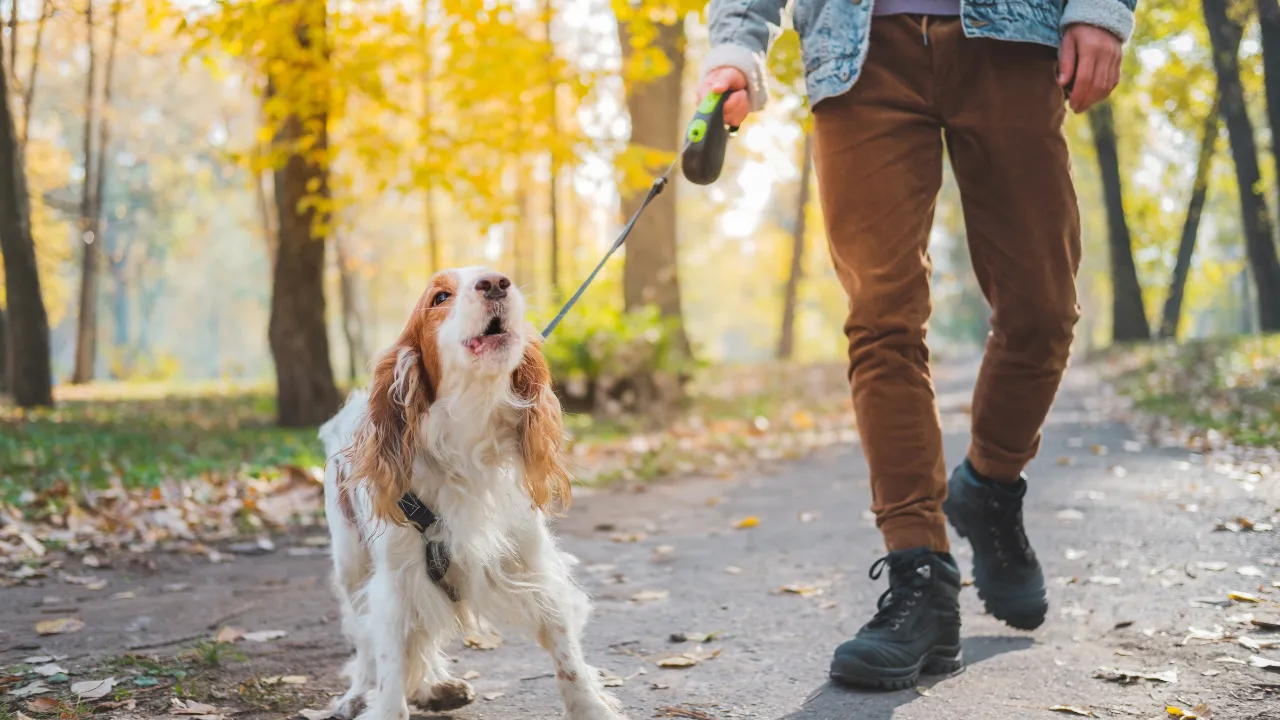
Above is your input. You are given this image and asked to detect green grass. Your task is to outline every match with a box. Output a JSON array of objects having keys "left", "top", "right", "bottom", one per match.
[
  {"left": 1, "top": 362, "right": 855, "bottom": 506},
  {"left": 0, "top": 387, "right": 325, "bottom": 504},
  {"left": 1106, "top": 335, "right": 1280, "bottom": 447}
]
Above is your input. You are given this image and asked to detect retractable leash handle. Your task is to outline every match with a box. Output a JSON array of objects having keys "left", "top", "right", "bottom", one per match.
[{"left": 681, "top": 90, "right": 739, "bottom": 186}]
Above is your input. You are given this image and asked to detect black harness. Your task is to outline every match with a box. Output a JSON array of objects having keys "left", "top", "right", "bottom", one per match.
[{"left": 397, "top": 492, "right": 460, "bottom": 602}]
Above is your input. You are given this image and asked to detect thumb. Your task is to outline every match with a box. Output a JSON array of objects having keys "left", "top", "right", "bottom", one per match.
[{"left": 1058, "top": 32, "right": 1076, "bottom": 87}]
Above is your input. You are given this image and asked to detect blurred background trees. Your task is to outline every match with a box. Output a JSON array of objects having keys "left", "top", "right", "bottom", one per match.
[{"left": 2, "top": 0, "right": 1280, "bottom": 415}]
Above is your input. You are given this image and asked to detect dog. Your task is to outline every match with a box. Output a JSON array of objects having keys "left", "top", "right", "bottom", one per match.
[{"left": 318, "top": 267, "right": 625, "bottom": 720}]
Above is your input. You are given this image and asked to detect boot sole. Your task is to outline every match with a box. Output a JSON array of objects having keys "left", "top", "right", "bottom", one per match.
[
  {"left": 829, "top": 646, "right": 964, "bottom": 691},
  {"left": 944, "top": 501, "right": 1048, "bottom": 631}
]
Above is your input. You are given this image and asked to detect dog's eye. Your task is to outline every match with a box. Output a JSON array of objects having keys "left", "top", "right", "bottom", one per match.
[{"left": 430, "top": 291, "right": 452, "bottom": 308}]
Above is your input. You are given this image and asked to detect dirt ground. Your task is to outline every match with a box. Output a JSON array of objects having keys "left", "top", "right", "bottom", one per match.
[{"left": 4, "top": 364, "right": 1280, "bottom": 719}]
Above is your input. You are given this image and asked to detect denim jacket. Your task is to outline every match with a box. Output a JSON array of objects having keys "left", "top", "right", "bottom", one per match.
[{"left": 704, "top": 0, "right": 1138, "bottom": 110}]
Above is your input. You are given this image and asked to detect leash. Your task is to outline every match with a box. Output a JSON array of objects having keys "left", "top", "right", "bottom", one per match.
[{"left": 540, "top": 90, "right": 739, "bottom": 340}]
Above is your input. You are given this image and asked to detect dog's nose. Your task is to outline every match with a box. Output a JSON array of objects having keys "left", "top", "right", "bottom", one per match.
[{"left": 475, "top": 273, "right": 511, "bottom": 300}]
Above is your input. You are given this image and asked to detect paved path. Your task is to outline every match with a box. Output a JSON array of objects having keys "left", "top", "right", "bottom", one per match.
[{"left": 5, "top": 364, "right": 1280, "bottom": 719}]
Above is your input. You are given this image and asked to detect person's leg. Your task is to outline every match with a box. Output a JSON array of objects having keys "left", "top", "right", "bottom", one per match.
[
  {"left": 814, "top": 17, "right": 948, "bottom": 557},
  {"left": 815, "top": 15, "right": 960, "bottom": 690},
  {"left": 939, "top": 26, "right": 1081, "bottom": 630}
]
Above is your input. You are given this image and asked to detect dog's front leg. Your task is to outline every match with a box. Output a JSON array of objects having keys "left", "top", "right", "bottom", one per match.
[
  {"left": 357, "top": 568, "right": 411, "bottom": 720},
  {"left": 523, "top": 531, "right": 625, "bottom": 720}
]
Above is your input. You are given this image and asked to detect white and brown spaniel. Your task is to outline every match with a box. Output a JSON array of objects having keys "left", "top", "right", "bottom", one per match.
[{"left": 318, "top": 267, "right": 624, "bottom": 720}]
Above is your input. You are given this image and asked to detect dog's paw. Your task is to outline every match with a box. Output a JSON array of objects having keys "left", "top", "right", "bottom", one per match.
[
  {"left": 421, "top": 678, "right": 476, "bottom": 712},
  {"left": 353, "top": 698, "right": 409, "bottom": 720},
  {"left": 329, "top": 694, "right": 364, "bottom": 720}
]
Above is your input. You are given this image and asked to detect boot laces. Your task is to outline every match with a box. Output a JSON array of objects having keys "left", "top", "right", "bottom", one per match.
[
  {"left": 986, "top": 494, "right": 1035, "bottom": 568},
  {"left": 867, "top": 555, "right": 931, "bottom": 631}
]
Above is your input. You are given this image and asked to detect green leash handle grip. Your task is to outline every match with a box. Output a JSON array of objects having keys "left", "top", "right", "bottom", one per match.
[{"left": 681, "top": 90, "right": 739, "bottom": 186}]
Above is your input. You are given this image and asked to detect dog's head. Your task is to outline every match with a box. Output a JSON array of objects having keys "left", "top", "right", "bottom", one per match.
[{"left": 346, "top": 267, "right": 571, "bottom": 522}]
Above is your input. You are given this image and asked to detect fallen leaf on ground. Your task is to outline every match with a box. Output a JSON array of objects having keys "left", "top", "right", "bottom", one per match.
[
  {"left": 297, "top": 710, "right": 334, "bottom": 720},
  {"left": 630, "top": 590, "right": 670, "bottom": 604},
  {"left": 1056, "top": 456, "right": 1075, "bottom": 466},
  {"left": 670, "top": 632, "right": 718, "bottom": 643},
  {"left": 725, "top": 566, "right": 742, "bottom": 574},
  {"left": 1249, "top": 655, "right": 1280, "bottom": 670},
  {"left": 1056, "top": 509, "right": 1085, "bottom": 521},
  {"left": 280, "top": 676, "right": 308, "bottom": 684},
  {"left": 242, "top": 630, "right": 288, "bottom": 642},
  {"left": 732, "top": 516, "right": 759, "bottom": 529},
  {"left": 1087, "top": 576, "right": 1121, "bottom": 586},
  {"left": 655, "top": 656, "right": 696, "bottom": 669},
  {"left": 799, "top": 512, "right": 817, "bottom": 523},
  {"left": 779, "top": 583, "right": 823, "bottom": 597},
  {"left": 163, "top": 583, "right": 190, "bottom": 593},
  {"left": 35, "top": 618, "right": 84, "bottom": 635},
  {"left": 483, "top": 692, "right": 505, "bottom": 701},
  {"left": 601, "top": 672, "right": 626, "bottom": 687},
  {"left": 1213, "top": 656, "right": 1246, "bottom": 665},
  {"left": 1183, "top": 626, "right": 1226, "bottom": 644},
  {"left": 1201, "top": 669, "right": 1221, "bottom": 677},
  {"left": 611, "top": 533, "right": 646, "bottom": 543},
  {"left": 915, "top": 686, "right": 932, "bottom": 697},
  {"left": 82, "top": 554, "right": 103, "bottom": 568},
  {"left": 111, "top": 590, "right": 136, "bottom": 600},
  {"left": 71, "top": 677, "right": 116, "bottom": 699},
  {"left": 1229, "top": 591, "right": 1261, "bottom": 604},
  {"left": 1049, "top": 705, "right": 1095, "bottom": 717},
  {"left": 1238, "top": 566, "right": 1265, "bottom": 577},
  {"left": 1091, "top": 444, "right": 1108, "bottom": 456},
  {"left": 1093, "top": 667, "right": 1177, "bottom": 684},
  {"left": 462, "top": 670, "right": 481, "bottom": 680},
  {"left": 25, "top": 698, "right": 65, "bottom": 713},
  {"left": 171, "top": 698, "right": 220, "bottom": 715},
  {"left": 1196, "top": 561, "right": 1228, "bottom": 572},
  {"left": 214, "top": 626, "right": 246, "bottom": 643},
  {"left": 30, "top": 663, "right": 67, "bottom": 677},
  {"left": 8, "top": 681, "right": 50, "bottom": 698},
  {"left": 1064, "top": 549, "right": 1087, "bottom": 560},
  {"left": 1238, "top": 636, "right": 1280, "bottom": 650},
  {"left": 464, "top": 632, "right": 503, "bottom": 650},
  {"left": 86, "top": 580, "right": 108, "bottom": 590}
]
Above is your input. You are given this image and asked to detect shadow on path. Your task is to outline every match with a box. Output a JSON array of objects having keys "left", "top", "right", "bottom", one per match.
[{"left": 778, "top": 635, "right": 1034, "bottom": 720}]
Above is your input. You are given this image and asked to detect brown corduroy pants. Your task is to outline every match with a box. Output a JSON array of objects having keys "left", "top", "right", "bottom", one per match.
[{"left": 812, "top": 16, "right": 1082, "bottom": 553}]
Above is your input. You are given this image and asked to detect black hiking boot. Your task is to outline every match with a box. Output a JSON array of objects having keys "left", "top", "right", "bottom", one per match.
[
  {"left": 829, "top": 548, "right": 963, "bottom": 690},
  {"left": 943, "top": 460, "right": 1047, "bottom": 630}
]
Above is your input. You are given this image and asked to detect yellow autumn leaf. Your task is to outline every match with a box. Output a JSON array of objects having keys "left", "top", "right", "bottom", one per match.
[
  {"left": 733, "top": 516, "right": 760, "bottom": 529},
  {"left": 35, "top": 618, "right": 85, "bottom": 635}
]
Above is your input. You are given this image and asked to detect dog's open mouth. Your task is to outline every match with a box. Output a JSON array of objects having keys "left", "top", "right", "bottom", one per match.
[{"left": 465, "top": 315, "right": 510, "bottom": 355}]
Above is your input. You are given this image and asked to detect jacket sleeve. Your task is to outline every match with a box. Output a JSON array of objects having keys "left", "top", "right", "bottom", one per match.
[
  {"left": 1061, "top": 0, "right": 1138, "bottom": 42},
  {"left": 703, "top": 0, "right": 791, "bottom": 112}
]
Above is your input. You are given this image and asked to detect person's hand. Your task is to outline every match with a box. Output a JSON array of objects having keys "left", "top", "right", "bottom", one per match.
[
  {"left": 1058, "top": 24, "right": 1123, "bottom": 114},
  {"left": 697, "top": 67, "right": 751, "bottom": 127}
]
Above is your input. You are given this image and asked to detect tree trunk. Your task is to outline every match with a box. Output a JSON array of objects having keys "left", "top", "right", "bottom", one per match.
[
  {"left": 617, "top": 18, "right": 688, "bottom": 349},
  {"left": 1159, "top": 100, "right": 1219, "bottom": 340},
  {"left": 72, "top": 0, "right": 98, "bottom": 384},
  {"left": 1258, "top": 0, "right": 1280, "bottom": 216},
  {"left": 545, "top": 0, "right": 559, "bottom": 292},
  {"left": 20, "top": 0, "right": 50, "bottom": 146},
  {"left": 0, "top": 28, "right": 53, "bottom": 407},
  {"left": 777, "top": 132, "right": 812, "bottom": 360},
  {"left": 1204, "top": 0, "right": 1280, "bottom": 330},
  {"left": 335, "top": 234, "right": 366, "bottom": 385},
  {"left": 253, "top": 167, "right": 278, "bottom": 269},
  {"left": 1087, "top": 101, "right": 1150, "bottom": 342},
  {"left": 266, "top": 3, "right": 339, "bottom": 427},
  {"left": 7, "top": 0, "right": 17, "bottom": 84},
  {"left": 420, "top": 0, "right": 440, "bottom": 277},
  {"left": 0, "top": 306, "right": 8, "bottom": 393}
]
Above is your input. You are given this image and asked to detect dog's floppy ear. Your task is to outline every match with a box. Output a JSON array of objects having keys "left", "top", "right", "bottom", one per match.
[
  {"left": 512, "top": 336, "right": 572, "bottom": 512},
  {"left": 347, "top": 341, "right": 433, "bottom": 524}
]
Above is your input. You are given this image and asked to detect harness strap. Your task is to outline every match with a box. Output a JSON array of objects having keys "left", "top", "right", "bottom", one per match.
[{"left": 398, "top": 492, "right": 461, "bottom": 602}]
